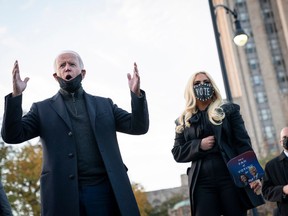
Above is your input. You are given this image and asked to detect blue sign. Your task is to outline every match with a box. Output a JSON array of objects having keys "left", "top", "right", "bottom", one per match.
[{"left": 227, "top": 151, "right": 264, "bottom": 187}]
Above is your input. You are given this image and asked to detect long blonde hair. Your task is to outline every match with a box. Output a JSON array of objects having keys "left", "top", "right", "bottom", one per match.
[{"left": 175, "top": 71, "right": 225, "bottom": 133}]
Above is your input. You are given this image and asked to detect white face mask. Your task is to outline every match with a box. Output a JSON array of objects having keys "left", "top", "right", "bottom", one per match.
[{"left": 193, "top": 83, "right": 214, "bottom": 101}]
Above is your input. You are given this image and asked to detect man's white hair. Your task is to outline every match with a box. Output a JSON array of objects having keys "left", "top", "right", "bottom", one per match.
[{"left": 53, "top": 50, "right": 84, "bottom": 72}]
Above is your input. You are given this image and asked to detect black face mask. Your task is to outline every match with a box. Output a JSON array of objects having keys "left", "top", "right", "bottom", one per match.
[
  {"left": 56, "top": 73, "right": 83, "bottom": 93},
  {"left": 194, "top": 83, "right": 214, "bottom": 101},
  {"left": 283, "top": 137, "right": 288, "bottom": 149}
]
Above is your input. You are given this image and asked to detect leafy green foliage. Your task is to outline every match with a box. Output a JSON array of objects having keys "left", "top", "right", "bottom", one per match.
[
  {"left": 132, "top": 182, "right": 153, "bottom": 216},
  {"left": 2, "top": 142, "right": 42, "bottom": 216}
]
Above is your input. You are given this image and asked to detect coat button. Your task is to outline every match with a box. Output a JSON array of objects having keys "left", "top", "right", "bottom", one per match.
[
  {"left": 68, "top": 153, "right": 74, "bottom": 158},
  {"left": 69, "top": 175, "right": 75, "bottom": 179},
  {"left": 68, "top": 131, "right": 73, "bottom": 136}
]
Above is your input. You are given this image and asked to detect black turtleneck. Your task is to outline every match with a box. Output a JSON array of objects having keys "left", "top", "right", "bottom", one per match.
[{"left": 59, "top": 87, "right": 107, "bottom": 185}]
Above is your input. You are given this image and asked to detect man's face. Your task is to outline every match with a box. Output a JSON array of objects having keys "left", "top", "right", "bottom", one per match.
[
  {"left": 54, "top": 53, "right": 84, "bottom": 81},
  {"left": 250, "top": 167, "right": 257, "bottom": 176},
  {"left": 240, "top": 175, "right": 247, "bottom": 182}
]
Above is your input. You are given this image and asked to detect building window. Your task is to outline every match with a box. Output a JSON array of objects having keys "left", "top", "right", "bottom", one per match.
[
  {"left": 269, "top": 39, "right": 279, "bottom": 50},
  {"left": 262, "top": 9, "right": 274, "bottom": 20},
  {"left": 278, "top": 71, "right": 287, "bottom": 82},
  {"left": 264, "top": 126, "right": 274, "bottom": 139},
  {"left": 245, "top": 43, "right": 256, "bottom": 54},
  {"left": 273, "top": 55, "right": 284, "bottom": 67},
  {"left": 260, "top": 0, "right": 270, "bottom": 5},
  {"left": 249, "top": 59, "right": 259, "bottom": 70},
  {"left": 259, "top": 109, "right": 271, "bottom": 120},
  {"left": 255, "top": 91, "right": 267, "bottom": 103},
  {"left": 239, "top": 13, "right": 248, "bottom": 23},
  {"left": 277, "top": 71, "right": 288, "bottom": 93},
  {"left": 244, "top": 28, "right": 252, "bottom": 38},
  {"left": 251, "top": 75, "right": 262, "bottom": 86},
  {"left": 265, "top": 23, "right": 277, "bottom": 34},
  {"left": 236, "top": 2, "right": 244, "bottom": 8}
]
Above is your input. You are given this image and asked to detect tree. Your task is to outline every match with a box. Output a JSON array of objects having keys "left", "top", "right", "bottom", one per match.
[
  {"left": 149, "top": 194, "right": 184, "bottom": 216},
  {"left": 2, "top": 142, "right": 42, "bottom": 216},
  {"left": 1, "top": 143, "right": 152, "bottom": 216},
  {"left": 132, "top": 182, "right": 152, "bottom": 216},
  {"left": 0, "top": 137, "right": 11, "bottom": 179}
]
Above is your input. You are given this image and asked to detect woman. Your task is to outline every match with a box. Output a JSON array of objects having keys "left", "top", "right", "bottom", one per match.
[{"left": 172, "top": 71, "right": 264, "bottom": 216}]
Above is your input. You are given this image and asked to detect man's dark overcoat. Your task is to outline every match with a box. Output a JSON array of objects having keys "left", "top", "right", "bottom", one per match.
[
  {"left": 0, "top": 181, "right": 13, "bottom": 216},
  {"left": 262, "top": 152, "right": 288, "bottom": 216},
  {"left": 172, "top": 103, "right": 264, "bottom": 215},
  {"left": 1, "top": 90, "right": 149, "bottom": 216}
]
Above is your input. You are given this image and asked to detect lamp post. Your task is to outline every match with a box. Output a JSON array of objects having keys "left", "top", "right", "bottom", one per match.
[
  {"left": 208, "top": 2, "right": 259, "bottom": 215},
  {"left": 208, "top": 0, "right": 248, "bottom": 102}
]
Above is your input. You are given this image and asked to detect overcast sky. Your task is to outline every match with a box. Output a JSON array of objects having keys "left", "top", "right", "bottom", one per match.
[{"left": 0, "top": 0, "right": 226, "bottom": 191}]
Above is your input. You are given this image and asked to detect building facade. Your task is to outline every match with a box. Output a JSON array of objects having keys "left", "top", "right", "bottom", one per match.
[
  {"left": 168, "top": 199, "right": 190, "bottom": 216},
  {"left": 145, "top": 174, "right": 189, "bottom": 208},
  {"left": 213, "top": 0, "right": 288, "bottom": 157}
]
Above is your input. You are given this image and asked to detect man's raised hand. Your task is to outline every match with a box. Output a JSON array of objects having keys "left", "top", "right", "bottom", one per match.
[{"left": 12, "top": 60, "right": 29, "bottom": 97}]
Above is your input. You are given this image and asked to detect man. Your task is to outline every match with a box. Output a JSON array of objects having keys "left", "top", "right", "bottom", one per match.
[
  {"left": 262, "top": 127, "right": 288, "bottom": 216},
  {"left": 0, "top": 181, "right": 13, "bottom": 215},
  {"left": 249, "top": 165, "right": 259, "bottom": 182},
  {"left": 1, "top": 50, "right": 149, "bottom": 216}
]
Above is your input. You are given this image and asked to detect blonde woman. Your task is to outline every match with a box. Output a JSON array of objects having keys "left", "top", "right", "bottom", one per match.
[{"left": 172, "top": 71, "right": 264, "bottom": 216}]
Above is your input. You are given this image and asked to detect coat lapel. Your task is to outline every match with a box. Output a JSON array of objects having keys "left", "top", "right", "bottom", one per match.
[
  {"left": 50, "top": 93, "right": 73, "bottom": 130},
  {"left": 279, "top": 152, "right": 288, "bottom": 183},
  {"left": 212, "top": 119, "right": 234, "bottom": 160},
  {"left": 213, "top": 124, "right": 222, "bottom": 146},
  {"left": 212, "top": 123, "right": 228, "bottom": 161}
]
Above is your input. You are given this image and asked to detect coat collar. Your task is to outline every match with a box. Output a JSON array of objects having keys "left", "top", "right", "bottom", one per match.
[
  {"left": 278, "top": 151, "right": 288, "bottom": 183},
  {"left": 211, "top": 118, "right": 236, "bottom": 160},
  {"left": 278, "top": 151, "right": 287, "bottom": 162},
  {"left": 49, "top": 91, "right": 97, "bottom": 131}
]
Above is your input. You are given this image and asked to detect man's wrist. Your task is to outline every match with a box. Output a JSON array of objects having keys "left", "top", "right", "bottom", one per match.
[
  {"left": 12, "top": 91, "right": 22, "bottom": 97},
  {"left": 132, "top": 89, "right": 143, "bottom": 97}
]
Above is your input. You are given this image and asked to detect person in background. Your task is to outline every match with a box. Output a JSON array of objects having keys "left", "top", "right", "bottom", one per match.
[
  {"left": 249, "top": 165, "right": 259, "bottom": 182},
  {"left": 240, "top": 174, "right": 249, "bottom": 186},
  {"left": 1, "top": 50, "right": 149, "bottom": 216},
  {"left": 262, "top": 127, "right": 288, "bottom": 216},
  {"left": 0, "top": 181, "right": 13, "bottom": 215},
  {"left": 172, "top": 71, "right": 264, "bottom": 216}
]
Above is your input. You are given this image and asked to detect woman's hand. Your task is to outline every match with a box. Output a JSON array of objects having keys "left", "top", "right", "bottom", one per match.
[
  {"left": 249, "top": 179, "right": 262, "bottom": 195},
  {"left": 200, "top": 135, "right": 215, "bottom": 151}
]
